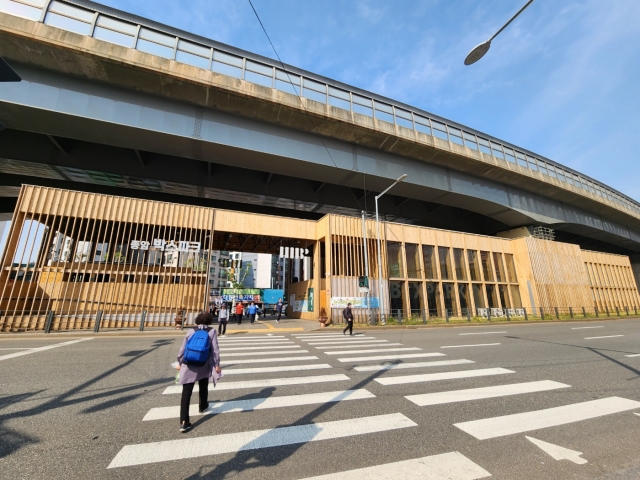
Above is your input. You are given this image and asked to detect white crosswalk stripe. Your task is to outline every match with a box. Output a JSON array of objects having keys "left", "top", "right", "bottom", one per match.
[
  {"left": 405, "top": 380, "right": 570, "bottom": 406},
  {"left": 108, "top": 413, "right": 417, "bottom": 468},
  {"left": 459, "top": 331, "right": 506, "bottom": 336},
  {"left": 338, "top": 352, "right": 445, "bottom": 363},
  {"left": 223, "top": 349, "right": 309, "bottom": 357},
  {"left": 309, "top": 340, "right": 390, "bottom": 346},
  {"left": 221, "top": 345, "right": 301, "bottom": 351},
  {"left": 300, "top": 452, "right": 491, "bottom": 480},
  {"left": 325, "top": 347, "right": 421, "bottom": 355},
  {"left": 354, "top": 359, "right": 475, "bottom": 372},
  {"left": 318, "top": 343, "right": 404, "bottom": 349},
  {"left": 223, "top": 356, "right": 318, "bottom": 365},
  {"left": 143, "top": 389, "right": 375, "bottom": 421},
  {"left": 305, "top": 338, "right": 381, "bottom": 345},
  {"left": 223, "top": 364, "right": 333, "bottom": 375},
  {"left": 163, "top": 374, "right": 350, "bottom": 393},
  {"left": 440, "top": 343, "right": 500, "bottom": 349},
  {"left": 375, "top": 368, "right": 514, "bottom": 386}
]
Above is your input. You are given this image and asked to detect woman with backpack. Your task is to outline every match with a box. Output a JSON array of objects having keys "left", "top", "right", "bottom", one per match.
[{"left": 176, "top": 311, "right": 221, "bottom": 433}]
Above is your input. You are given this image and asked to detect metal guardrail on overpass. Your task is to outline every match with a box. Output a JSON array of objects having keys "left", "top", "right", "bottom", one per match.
[{"left": 2, "top": 0, "right": 640, "bottom": 220}]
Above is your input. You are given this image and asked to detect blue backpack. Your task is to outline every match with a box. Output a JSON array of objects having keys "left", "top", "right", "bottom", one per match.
[{"left": 183, "top": 329, "right": 211, "bottom": 366}]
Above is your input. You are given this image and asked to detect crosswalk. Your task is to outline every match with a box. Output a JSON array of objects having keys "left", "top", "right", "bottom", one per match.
[{"left": 107, "top": 327, "right": 639, "bottom": 477}]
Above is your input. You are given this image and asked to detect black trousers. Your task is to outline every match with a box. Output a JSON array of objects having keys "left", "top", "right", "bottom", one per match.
[
  {"left": 343, "top": 320, "right": 353, "bottom": 335},
  {"left": 236, "top": 313, "right": 242, "bottom": 324},
  {"left": 218, "top": 320, "right": 227, "bottom": 335},
  {"left": 277, "top": 311, "right": 282, "bottom": 321},
  {"left": 250, "top": 313, "right": 256, "bottom": 324},
  {"left": 180, "top": 378, "right": 209, "bottom": 423}
]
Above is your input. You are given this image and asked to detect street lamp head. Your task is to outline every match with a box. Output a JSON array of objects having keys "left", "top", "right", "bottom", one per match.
[
  {"left": 464, "top": 41, "right": 491, "bottom": 65},
  {"left": 397, "top": 174, "right": 408, "bottom": 182}
]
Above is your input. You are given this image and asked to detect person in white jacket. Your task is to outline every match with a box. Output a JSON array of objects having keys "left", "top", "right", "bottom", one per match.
[{"left": 217, "top": 304, "right": 229, "bottom": 337}]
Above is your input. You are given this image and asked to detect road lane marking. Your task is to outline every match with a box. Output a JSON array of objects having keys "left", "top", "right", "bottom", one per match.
[
  {"left": 375, "top": 368, "right": 514, "bottom": 386},
  {"left": 325, "top": 348, "right": 420, "bottom": 355},
  {"left": 294, "top": 334, "right": 361, "bottom": 338},
  {"left": 526, "top": 436, "right": 587, "bottom": 465},
  {"left": 299, "top": 451, "right": 491, "bottom": 480},
  {"left": 221, "top": 345, "right": 300, "bottom": 351},
  {"left": 163, "top": 374, "right": 350, "bottom": 394},
  {"left": 406, "top": 380, "right": 570, "bottom": 406},
  {"left": 218, "top": 338, "right": 289, "bottom": 344},
  {"left": 222, "top": 356, "right": 318, "bottom": 365},
  {"left": 584, "top": 335, "right": 624, "bottom": 339},
  {"left": 354, "top": 359, "right": 475, "bottom": 372},
  {"left": 307, "top": 340, "right": 389, "bottom": 346},
  {"left": 440, "top": 343, "right": 500, "bottom": 349},
  {"left": 223, "top": 364, "right": 332, "bottom": 375},
  {"left": 318, "top": 343, "right": 404, "bottom": 350},
  {"left": 625, "top": 354, "right": 640, "bottom": 357},
  {"left": 571, "top": 326, "right": 603, "bottom": 329},
  {"left": 0, "top": 338, "right": 94, "bottom": 362},
  {"left": 305, "top": 338, "right": 379, "bottom": 344},
  {"left": 338, "top": 353, "right": 445, "bottom": 363},
  {"left": 454, "top": 396, "right": 640, "bottom": 440},
  {"left": 144, "top": 389, "right": 375, "bottom": 421},
  {"left": 223, "top": 350, "right": 308, "bottom": 357},
  {"left": 108, "top": 413, "right": 416, "bottom": 468},
  {"left": 459, "top": 331, "right": 506, "bottom": 335},
  {"left": 0, "top": 347, "right": 34, "bottom": 350}
]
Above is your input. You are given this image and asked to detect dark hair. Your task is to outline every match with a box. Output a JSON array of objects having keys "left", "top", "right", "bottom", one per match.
[{"left": 195, "top": 311, "right": 214, "bottom": 325}]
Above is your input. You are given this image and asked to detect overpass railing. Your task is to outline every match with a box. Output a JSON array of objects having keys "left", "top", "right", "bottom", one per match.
[{"left": 2, "top": 0, "right": 640, "bottom": 219}]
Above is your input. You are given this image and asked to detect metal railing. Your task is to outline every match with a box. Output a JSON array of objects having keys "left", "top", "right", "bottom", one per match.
[{"left": 1, "top": 0, "right": 639, "bottom": 219}]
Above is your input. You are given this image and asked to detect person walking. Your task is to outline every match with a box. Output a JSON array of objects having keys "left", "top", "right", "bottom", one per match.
[
  {"left": 275, "top": 298, "right": 283, "bottom": 323},
  {"left": 248, "top": 301, "right": 258, "bottom": 324},
  {"left": 176, "top": 311, "right": 221, "bottom": 433},
  {"left": 218, "top": 304, "right": 229, "bottom": 337},
  {"left": 343, "top": 302, "right": 354, "bottom": 335},
  {"left": 235, "top": 301, "right": 244, "bottom": 325}
]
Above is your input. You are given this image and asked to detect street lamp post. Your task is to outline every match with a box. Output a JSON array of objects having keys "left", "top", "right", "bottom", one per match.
[
  {"left": 464, "top": 0, "right": 535, "bottom": 65},
  {"left": 375, "top": 174, "right": 407, "bottom": 325}
]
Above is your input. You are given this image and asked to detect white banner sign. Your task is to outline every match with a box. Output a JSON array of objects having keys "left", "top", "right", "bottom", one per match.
[{"left": 130, "top": 239, "right": 201, "bottom": 253}]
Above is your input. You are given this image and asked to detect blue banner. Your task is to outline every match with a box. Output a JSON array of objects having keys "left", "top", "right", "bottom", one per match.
[{"left": 263, "top": 289, "right": 285, "bottom": 304}]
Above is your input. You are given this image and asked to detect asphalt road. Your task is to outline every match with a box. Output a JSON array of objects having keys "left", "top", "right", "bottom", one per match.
[{"left": 2, "top": 319, "right": 640, "bottom": 479}]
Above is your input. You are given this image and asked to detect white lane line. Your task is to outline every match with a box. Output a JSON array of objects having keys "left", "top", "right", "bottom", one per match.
[
  {"left": 354, "top": 359, "right": 475, "bottom": 372},
  {"left": 220, "top": 335, "right": 286, "bottom": 338},
  {"left": 219, "top": 342, "right": 294, "bottom": 348},
  {"left": 0, "top": 338, "right": 93, "bottom": 362},
  {"left": 163, "top": 374, "right": 349, "bottom": 394},
  {"left": 223, "top": 364, "right": 332, "bottom": 375},
  {"left": 572, "top": 326, "right": 604, "bottom": 330},
  {"left": 144, "top": 389, "right": 375, "bottom": 421},
  {"left": 221, "top": 345, "right": 300, "bottom": 351},
  {"left": 625, "top": 354, "right": 640, "bottom": 357},
  {"left": 0, "top": 348, "right": 34, "bottom": 350},
  {"left": 222, "top": 356, "right": 318, "bottom": 365},
  {"left": 307, "top": 340, "right": 388, "bottom": 346},
  {"left": 325, "top": 348, "right": 421, "bottom": 355},
  {"left": 441, "top": 343, "right": 501, "bottom": 349},
  {"left": 339, "top": 353, "right": 445, "bottom": 363},
  {"left": 109, "top": 413, "right": 415, "bottom": 468},
  {"left": 406, "top": 380, "right": 570, "bottom": 406},
  {"left": 584, "top": 335, "right": 624, "bottom": 340},
  {"left": 300, "top": 451, "right": 491, "bottom": 480},
  {"left": 318, "top": 343, "right": 404, "bottom": 350},
  {"left": 223, "top": 350, "right": 309, "bottom": 357},
  {"left": 459, "top": 331, "right": 507, "bottom": 336},
  {"left": 454, "top": 396, "right": 640, "bottom": 440},
  {"left": 303, "top": 337, "right": 379, "bottom": 342},
  {"left": 218, "top": 339, "right": 290, "bottom": 344},
  {"left": 375, "top": 368, "right": 514, "bottom": 386},
  {"left": 294, "top": 333, "right": 363, "bottom": 336}
]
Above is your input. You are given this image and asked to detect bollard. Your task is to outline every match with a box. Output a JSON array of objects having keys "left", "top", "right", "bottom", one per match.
[
  {"left": 616, "top": 306, "right": 620, "bottom": 317},
  {"left": 524, "top": 307, "right": 528, "bottom": 321},
  {"left": 595, "top": 307, "right": 599, "bottom": 317},
  {"left": 506, "top": 308, "right": 510, "bottom": 321},
  {"left": 605, "top": 306, "right": 609, "bottom": 317},
  {"left": 44, "top": 310, "right": 54, "bottom": 334},
  {"left": 555, "top": 307, "right": 559, "bottom": 319},
  {"left": 582, "top": 307, "right": 586, "bottom": 318},
  {"left": 625, "top": 306, "right": 629, "bottom": 316},
  {"left": 540, "top": 307, "right": 544, "bottom": 320},
  {"left": 445, "top": 309, "right": 449, "bottom": 323},
  {"left": 93, "top": 310, "right": 103, "bottom": 333},
  {"left": 487, "top": 308, "right": 491, "bottom": 322},
  {"left": 467, "top": 308, "right": 471, "bottom": 322},
  {"left": 569, "top": 307, "right": 573, "bottom": 319},
  {"left": 139, "top": 310, "right": 147, "bottom": 331},
  {"left": 423, "top": 309, "right": 427, "bottom": 325}
]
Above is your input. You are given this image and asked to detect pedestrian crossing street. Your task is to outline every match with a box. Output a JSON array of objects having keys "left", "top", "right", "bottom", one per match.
[{"left": 108, "top": 329, "right": 640, "bottom": 477}]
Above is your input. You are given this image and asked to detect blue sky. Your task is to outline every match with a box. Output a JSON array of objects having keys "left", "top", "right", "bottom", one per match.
[{"left": 98, "top": 0, "right": 640, "bottom": 201}]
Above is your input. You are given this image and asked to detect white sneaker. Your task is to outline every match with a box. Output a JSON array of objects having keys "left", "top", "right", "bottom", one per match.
[{"left": 221, "top": 334, "right": 226, "bottom": 337}]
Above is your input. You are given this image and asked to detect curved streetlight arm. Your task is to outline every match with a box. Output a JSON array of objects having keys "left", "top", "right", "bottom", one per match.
[{"left": 488, "top": 0, "right": 535, "bottom": 42}]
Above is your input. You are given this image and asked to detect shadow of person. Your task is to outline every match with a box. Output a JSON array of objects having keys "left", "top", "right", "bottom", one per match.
[{"left": 190, "top": 387, "right": 277, "bottom": 430}]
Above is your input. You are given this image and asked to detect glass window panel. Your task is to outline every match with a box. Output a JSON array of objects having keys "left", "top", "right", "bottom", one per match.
[
  {"left": 536, "top": 160, "right": 547, "bottom": 175},
  {"left": 467, "top": 250, "right": 480, "bottom": 281},
  {"left": 408, "top": 282, "right": 424, "bottom": 312},
  {"left": 426, "top": 282, "right": 441, "bottom": 315},
  {"left": 245, "top": 70, "right": 272, "bottom": 88},
  {"left": 490, "top": 142, "right": 504, "bottom": 159},
  {"left": 303, "top": 88, "right": 326, "bottom": 103},
  {"left": 303, "top": 77, "right": 325, "bottom": 93},
  {"left": 463, "top": 132, "right": 476, "bottom": 141},
  {"left": 510, "top": 285, "right": 523, "bottom": 308},
  {"left": 389, "top": 280, "right": 405, "bottom": 316},
  {"left": 213, "top": 50, "right": 242, "bottom": 67},
  {"left": 352, "top": 94, "right": 372, "bottom": 107},
  {"left": 431, "top": 120, "right": 446, "bottom": 132},
  {"left": 375, "top": 110, "right": 394, "bottom": 123},
  {"left": 17, "top": 0, "right": 47, "bottom": 6},
  {"left": 177, "top": 39, "right": 210, "bottom": 58},
  {"left": 375, "top": 102, "right": 393, "bottom": 114},
  {"left": 480, "top": 251, "right": 493, "bottom": 281},
  {"left": 415, "top": 122, "right": 431, "bottom": 135},
  {"left": 547, "top": 164, "right": 557, "bottom": 178},
  {"left": 433, "top": 129, "right": 448, "bottom": 141},
  {"left": 396, "top": 117, "right": 413, "bottom": 129},
  {"left": 96, "top": 15, "right": 137, "bottom": 35},
  {"left": 498, "top": 284, "right": 510, "bottom": 308},
  {"left": 395, "top": 108, "right": 412, "bottom": 120},
  {"left": 387, "top": 242, "right": 404, "bottom": 278},
  {"left": 246, "top": 60, "right": 272, "bottom": 76},
  {"left": 493, "top": 252, "right": 505, "bottom": 282},
  {"left": 405, "top": 244, "right": 421, "bottom": 278},
  {"left": 175, "top": 50, "right": 209, "bottom": 69},
  {"left": 45, "top": 12, "right": 91, "bottom": 35},
  {"left": 0, "top": 0, "right": 42, "bottom": 20},
  {"left": 477, "top": 138, "right": 490, "bottom": 148},
  {"left": 450, "top": 134, "right": 464, "bottom": 146},
  {"left": 353, "top": 103, "right": 373, "bottom": 116},
  {"left": 275, "top": 79, "right": 299, "bottom": 95},
  {"left": 464, "top": 139, "right": 478, "bottom": 150},
  {"left": 93, "top": 26, "right": 134, "bottom": 48},
  {"left": 276, "top": 69, "right": 299, "bottom": 83},
  {"left": 212, "top": 61, "right": 242, "bottom": 78},
  {"left": 49, "top": 1, "right": 93, "bottom": 21},
  {"left": 329, "top": 96, "right": 350, "bottom": 110},
  {"left": 558, "top": 169, "right": 568, "bottom": 183},
  {"left": 328, "top": 86, "right": 349, "bottom": 100},
  {"left": 139, "top": 27, "right": 174, "bottom": 47},
  {"left": 414, "top": 115, "right": 430, "bottom": 126},
  {"left": 485, "top": 284, "right": 498, "bottom": 309},
  {"left": 458, "top": 283, "right": 471, "bottom": 313},
  {"left": 137, "top": 39, "right": 174, "bottom": 59},
  {"left": 526, "top": 155, "right": 538, "bottom": 170},
  {"left": 442, "top": 283, "right": 457, "bottom": 314},
  {"left": 505, "top": 152, "right": 516, "bottom": 163},
  {"left": 448, "top": 127, "right": 462, "bottom": 137},
  {"left": 504, "top": 253, "right": 517, "bottom": 282},
  {"left": 478, "top": 139, "right": 491, "bottom": 155},
  {"left": 438, "top": 246, "right": 452, "bottom": 280},
  {"left": 472, "top": 283, "right": 485, "bottom": 309},
  {"left": 422, "top": 245, "right": 437, "bottom": 279},
  {"left": 453, "top": 248, "right": 467, "bottom": 280}
]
